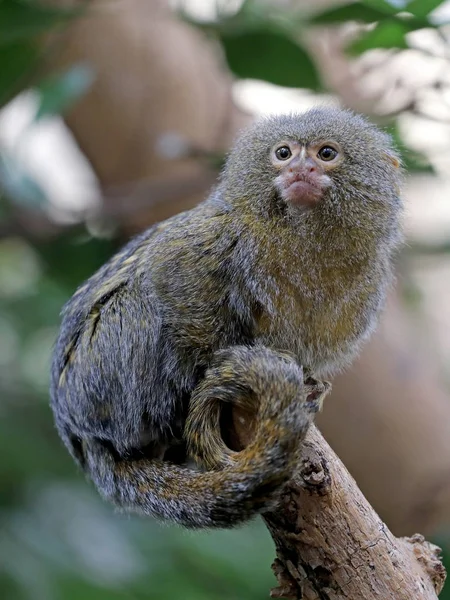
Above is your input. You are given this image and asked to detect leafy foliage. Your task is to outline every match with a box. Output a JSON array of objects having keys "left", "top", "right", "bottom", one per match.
[
  {"left": 0, "top": 0, "right": 82, "bottom": 107},
  {"left": 222, "top": 29, "right": 320, "bottom": 89},
  {"left": 34, "top": 65, "right": 94, "bottom": 121},
  {"left": 0, "top": 2, "right": 94, "bottom": 214},
  {"left": 0, "top": 40, "right": 37, "bottom": 107},
  {"left": 0, "top": 0, "right": 79, "bottom": 44},
  {"left": 311, "top": 2, "right": 396, "bottom": 24}
]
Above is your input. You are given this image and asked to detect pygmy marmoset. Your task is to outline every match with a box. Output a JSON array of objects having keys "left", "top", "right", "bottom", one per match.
[{"left": 50, "top": 107, "right": 403, "bottom": 528}]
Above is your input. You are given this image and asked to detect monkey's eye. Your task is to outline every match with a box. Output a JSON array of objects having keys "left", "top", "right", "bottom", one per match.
[
  {"left": 317, "top": 146, "right": 338, "bottom": 161},
  {"left": 275, "top": 146, "right": 292, "bottom": 161}
]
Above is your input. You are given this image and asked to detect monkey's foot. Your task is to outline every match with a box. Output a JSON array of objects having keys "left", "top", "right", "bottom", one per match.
[{"left": 303, "top": 377, "right": 331, "bottom": 413}]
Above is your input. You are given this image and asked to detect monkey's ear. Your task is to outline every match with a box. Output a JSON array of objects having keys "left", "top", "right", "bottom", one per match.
[{"left": 383, "top": 152, "right": 401, "bottom": 168}]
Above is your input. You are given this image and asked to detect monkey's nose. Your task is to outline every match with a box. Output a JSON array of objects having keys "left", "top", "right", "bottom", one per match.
[
  {"left": 288, "top": 157, "right": 317, "bottom": 176},
  {"left": 304, "top": 157, "right": 318, "bottom": 174}
]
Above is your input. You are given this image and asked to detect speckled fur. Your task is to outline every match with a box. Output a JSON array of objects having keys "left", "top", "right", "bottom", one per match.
[{"left": 50, "top": 108, "right": 402, "bottom": 528}]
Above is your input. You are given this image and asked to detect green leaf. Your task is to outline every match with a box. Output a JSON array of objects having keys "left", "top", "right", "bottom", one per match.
[
  {"left": 0, "top": 40, "right": 37, "bottom": 107},
  {"left": 34, "top": 64, "right": 94, "bottom": 120},
  {"left": 362, "top": 0, "right": 403, "bottom": 15},
  {"left": 405, "top": 0, "right": 444, "bottom": 19},
  {"left": 311, "top": 1, "right": 435, "bottom": 31},
  {"left": 0, "top": 0, "right": 79, "bottom": 45},
  {"left": 221, "top": 29, "right": 321, "bottom": 89},
  {"left": 401, "top": 149, "right": 434, "bottom": 173},
  {"left": 349, "top": 19, "right": 411, "bottom": 52},
  {"left": 0, "top": 152, "right": 48, "bottom": 208},
  {"left": 311, "top": 2, "right": 391, "bottom": 24}
]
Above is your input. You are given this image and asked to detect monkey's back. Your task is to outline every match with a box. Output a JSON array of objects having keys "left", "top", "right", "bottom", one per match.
[{"left": 50, "top": 203, "right": 257, "bottom": 463}]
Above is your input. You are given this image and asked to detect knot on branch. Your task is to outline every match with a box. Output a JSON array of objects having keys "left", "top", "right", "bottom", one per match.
[
  {"left": 294, "top": 436, "right": 332, "bottom": 497},
  {"left": 297, "top": 454, "right": 331, "bottom": 495},
  {"left": 406, "top": 534, "right": 447, "bottom": 595}
]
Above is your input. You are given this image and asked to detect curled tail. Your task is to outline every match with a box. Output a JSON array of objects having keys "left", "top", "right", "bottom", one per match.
[{"left": 84, "top": 346, "right": 328, "bottom": 529}]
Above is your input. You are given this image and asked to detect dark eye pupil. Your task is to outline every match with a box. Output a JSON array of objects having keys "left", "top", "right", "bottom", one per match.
[
  {"left": 319, "top": 146, "right": 336, "bottom": 161},
  {"left": 276, "top": 146, "right": 291, "bottom": 160}
]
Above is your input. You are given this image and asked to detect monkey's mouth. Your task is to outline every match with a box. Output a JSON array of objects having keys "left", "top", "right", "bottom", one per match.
[
  {"left": 284, "top": 180, "right": 322, "bottom": 206},
  {"left": 278, "top": 175, "right": 325, "bottom": 207}
]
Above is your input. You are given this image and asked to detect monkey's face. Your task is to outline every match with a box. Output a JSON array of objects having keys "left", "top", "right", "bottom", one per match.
[
  {"left": 222, "top": 108, "right": 402, "bottom": 226},
  {"left": 270, "top": 139, "right": 343, "bottom": 208}
]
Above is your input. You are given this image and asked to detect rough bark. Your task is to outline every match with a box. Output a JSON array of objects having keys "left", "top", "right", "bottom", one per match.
[{"left": 263, "top": 425, "right": 446, "bottom": 600}]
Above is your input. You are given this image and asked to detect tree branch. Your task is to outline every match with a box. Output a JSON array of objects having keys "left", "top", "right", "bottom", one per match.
[
  {"left": 262, "top": 424, "right": 446, "bottom": 599},
  {"left": 231, "top": 396, "right": 446, "bottom": 599}
]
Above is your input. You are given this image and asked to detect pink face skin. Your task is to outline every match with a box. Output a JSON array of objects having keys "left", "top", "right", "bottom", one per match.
[{"left": 271, "top": 139, "right": 343, "bottom": 208}]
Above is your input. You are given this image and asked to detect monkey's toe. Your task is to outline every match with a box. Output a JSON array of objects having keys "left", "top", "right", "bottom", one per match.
[{"left": 303, "top": 378, "right": 332, "bottom": 413}]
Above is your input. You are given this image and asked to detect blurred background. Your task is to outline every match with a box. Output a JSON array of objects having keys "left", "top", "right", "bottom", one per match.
[{"left": 1, "top": 0, "right": 450, "bottom": 598}]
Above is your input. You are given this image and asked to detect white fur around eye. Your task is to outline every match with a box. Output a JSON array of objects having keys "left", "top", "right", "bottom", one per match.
[{"left": 270, "top": 141, "right": 300, "bottom": 167}]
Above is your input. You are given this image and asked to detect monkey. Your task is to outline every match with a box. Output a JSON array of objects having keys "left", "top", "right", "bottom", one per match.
[{"left": 50, "top": 107, "right": 403, "bottom": 529}]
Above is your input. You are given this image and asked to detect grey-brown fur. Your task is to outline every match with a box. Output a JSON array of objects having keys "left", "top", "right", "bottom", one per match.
[{"left": 50, "top": 107, "right": 403, "bottom": 528}]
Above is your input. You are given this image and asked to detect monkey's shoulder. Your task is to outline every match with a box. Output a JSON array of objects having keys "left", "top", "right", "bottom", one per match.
[
  {"left": 61, "top": 205, "right": 220, "bottom": 319},
  {"left": 52, "top": 203, "right": 238, "bottom": 375}
]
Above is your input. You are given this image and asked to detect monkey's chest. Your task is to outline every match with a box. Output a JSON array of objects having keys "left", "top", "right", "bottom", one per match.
[{"left": 253, "top": 272, "right": 381, "bottom": 376}]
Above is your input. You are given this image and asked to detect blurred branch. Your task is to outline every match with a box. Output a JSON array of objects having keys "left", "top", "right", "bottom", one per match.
[
  {"left": 0, "top": 169, "right": 218, "bottom": 240},
  {"left": 102, "top": 170, "right": 217, "bottom": 219},
  {"left": 306, "top": 19, "right": 450, "bottom": 122}
]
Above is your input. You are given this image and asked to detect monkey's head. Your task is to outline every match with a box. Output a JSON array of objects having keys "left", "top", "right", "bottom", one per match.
[{"left": 221, "top": 107, "right": 402, "bottom": 232}]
